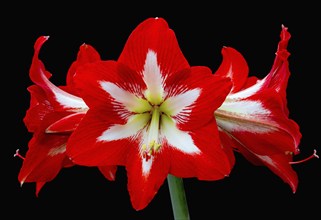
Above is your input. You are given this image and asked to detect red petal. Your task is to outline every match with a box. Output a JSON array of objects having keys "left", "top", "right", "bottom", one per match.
[
  {"left": 215, "top": 46, "right": 249, "bottom": 93},
  {"left": 164, "top": 66, "right": 232, "bottom": 131},
  {"left": 98, "top": 166, "right": 118, "bottom": 181},
  {"left": 219, "top": 127, "right": 298, "bottom": 193},
  {"left": 46, "top": 112, "right": 86, "bottom": 133},
  {"left": 118, "top": 17, "right": 190, "bottom": 76},
  {"left": 18, "top": 133, "right": 71, "bottom": 186},
  {"left": 23, "top": 85, "right": 54, "bottom": 132},
  {"left": 264, "top": 154, "right": 298, "bottom": 193},
  {"left": 254, "top": 26, "right": 291, "bottom": 115},
  {"left": 74, "top": 61, "right": 146, "bottom": 108},
  {"left": 35, "top": 182, "right": 46, "bottom": 196},
  {"left": 29, "top": 36, "right": 85, "bottom": 112},
  {"left": 66, "top": 43, "right": 101, "bottom": 94},
  {"left": 169, "top": 121, "right": 234, "bottom": 179},
  {"left": 66, "top": 107, "right": 129, "bottom": 166},
  {"left": 236, "top": 145, "right": 298, "bottom": 193},
  {"left": 126, "top": 145, "right": 169, "bottom": 210}
]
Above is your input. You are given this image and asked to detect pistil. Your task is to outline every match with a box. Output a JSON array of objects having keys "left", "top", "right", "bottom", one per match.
[
  {"left": 14, "top": 149, "right": 25, "bottom": 160},
  {"left": 289, "top": 149, "right": 318, "bottom": 164}
]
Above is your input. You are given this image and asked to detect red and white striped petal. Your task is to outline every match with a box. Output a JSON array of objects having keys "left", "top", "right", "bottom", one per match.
[
  {"left": 160, "top": 114, "right": 200, "bottom": 154},
  {"left": 30, "top": 36, "right": 88, "bottom": 112},
  {"left": 66, "top": 106, "right": 132, "bottom": 166},
  {"left": 99, "top": 81, "right": 151, "bottom": 113},
  {"left": 168, "top": 121, "right": 234, "bottom": 179},
  {"left": 224, "top": 78, "right": 265, "bottom": 100},
  {"left": 98, "top": 113, "right": 150, "bottom": 142},
  {"left": 166, "top": 70, "right": 232, "bottom": 131},
  {"left": 160, "top": 88, "right": 200, "bottom": 117},
  {"left": 126, "top": 146, "right": 169, "bottom": 210},
  {"left": 216, "top": 89, "right": 300, "bottom": 155},
  {"left": 74, "top": 61, "right": 147, "bottom": 108}
]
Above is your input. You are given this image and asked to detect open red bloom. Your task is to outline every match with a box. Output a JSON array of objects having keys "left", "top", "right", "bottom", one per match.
[
  {"left": 17, "top": 36, "right": 116, "bottom": 195},
  {"left": 214, "top": 25, "right": 303, "bottom": 192},
  {"left": 66, "top": 17, "right": 234, "bottom": 210}
]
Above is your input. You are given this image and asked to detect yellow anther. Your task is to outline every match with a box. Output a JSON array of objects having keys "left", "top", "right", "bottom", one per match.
[
  {"left": 149, "top": 140, "right": 155, "bottom": 147},
  {"left": 142, "top": 144, "right": 147, "bottom": 151},
  {"left": 153, "top": 143, "right": 161, "bottom": 152}
]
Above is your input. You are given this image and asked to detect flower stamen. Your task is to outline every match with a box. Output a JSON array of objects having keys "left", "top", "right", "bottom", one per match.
[
  {"left": 14, "top": 149, "right": 25, "bottom": 160},
  {"left": 142, "top": 140, "right": 162, "bottom": 162},
  {"left": 142, "top": 106, "right": 163, "bottom": 162},
  {"left": 289, "top": 149, "right": 319, "bottom": 165}
]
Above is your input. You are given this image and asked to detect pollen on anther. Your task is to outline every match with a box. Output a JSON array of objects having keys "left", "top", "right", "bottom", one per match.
[{"left": 154, "top": 143, "right": 161, "bottom": 152}]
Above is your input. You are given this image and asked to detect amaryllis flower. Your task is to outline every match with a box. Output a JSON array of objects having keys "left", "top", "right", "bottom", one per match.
[
  {"left": 214, "top": 25, "right": 317, "bottom": 192},
  {"left": 66, "top": 17, "right": 234, "bottom": 210},
  {"left": 16, "top": 36, "right": 117, "bottom": 195}
]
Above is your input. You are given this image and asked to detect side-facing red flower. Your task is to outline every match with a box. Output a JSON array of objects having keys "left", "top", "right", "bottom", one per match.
[
  {"left": 66, "top": 17, "right": 234, "bottom": 210},
  {"left": 16, "top": 36, "right": 117, "bottom": 195},
  {"left": 214, "top": 25, "right": 311, "bottom": 192}
]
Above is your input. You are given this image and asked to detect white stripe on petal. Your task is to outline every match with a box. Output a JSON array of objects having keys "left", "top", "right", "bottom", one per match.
[
  {"left": 142, "top": 156, "right": 153, "bottom": 176},
  {"left": 257, "top": 155, "right": 274, "bottom": 165},
  {"left": 48, "top": 144, "right": 66, "bottom": 156},
  {"left": 216, "top": 100, "right": 276, "bottom": 133},
  {"left": 216, "top": 117, "right": 275, "bottom": 133},
  {"left": 142, "top": 50, "right": 165, "bottom": 105},
  {"left": 227, "top": 78, "right": 265, "bottom": 100},
  {"left": 40, "top": 68, "right": 88, "bottom": 111},
  {"left": 160, "top": 88, "right": 200, "bottom": 117},
  {"left": 98, "top": 113, "right": 150, "bottom": 142},
  {"left": 54, "top": 89, "right": 88, "bottom": 111},
  {"left": 219, "top": 100, "right": 270, "bottom": 115},
  {"left": 161, "top": 114, "right": 200, "bottom": 154},
  {"left": 100, "top": 81, "right": 152, "bottom": 113}
]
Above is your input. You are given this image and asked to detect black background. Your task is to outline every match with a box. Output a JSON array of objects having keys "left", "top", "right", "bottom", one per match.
[{"left": 6, "top": 3, "right": 320, "bottom": 219}]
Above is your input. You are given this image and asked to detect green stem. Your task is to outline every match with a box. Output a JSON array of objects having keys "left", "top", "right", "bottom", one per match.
[{"left": 167, "top": 174, "right": 190, "bottom": 220}]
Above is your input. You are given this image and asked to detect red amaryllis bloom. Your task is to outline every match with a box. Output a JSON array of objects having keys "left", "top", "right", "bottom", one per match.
[
  {"left": 66, "top": 17, "right": 234, "bottom": 210},
  {"left": 16, "top": 36, "right": 117, "bottom": 195},
  {"left": 214, "top": 25, "right": 314, "bottom": 192}
]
